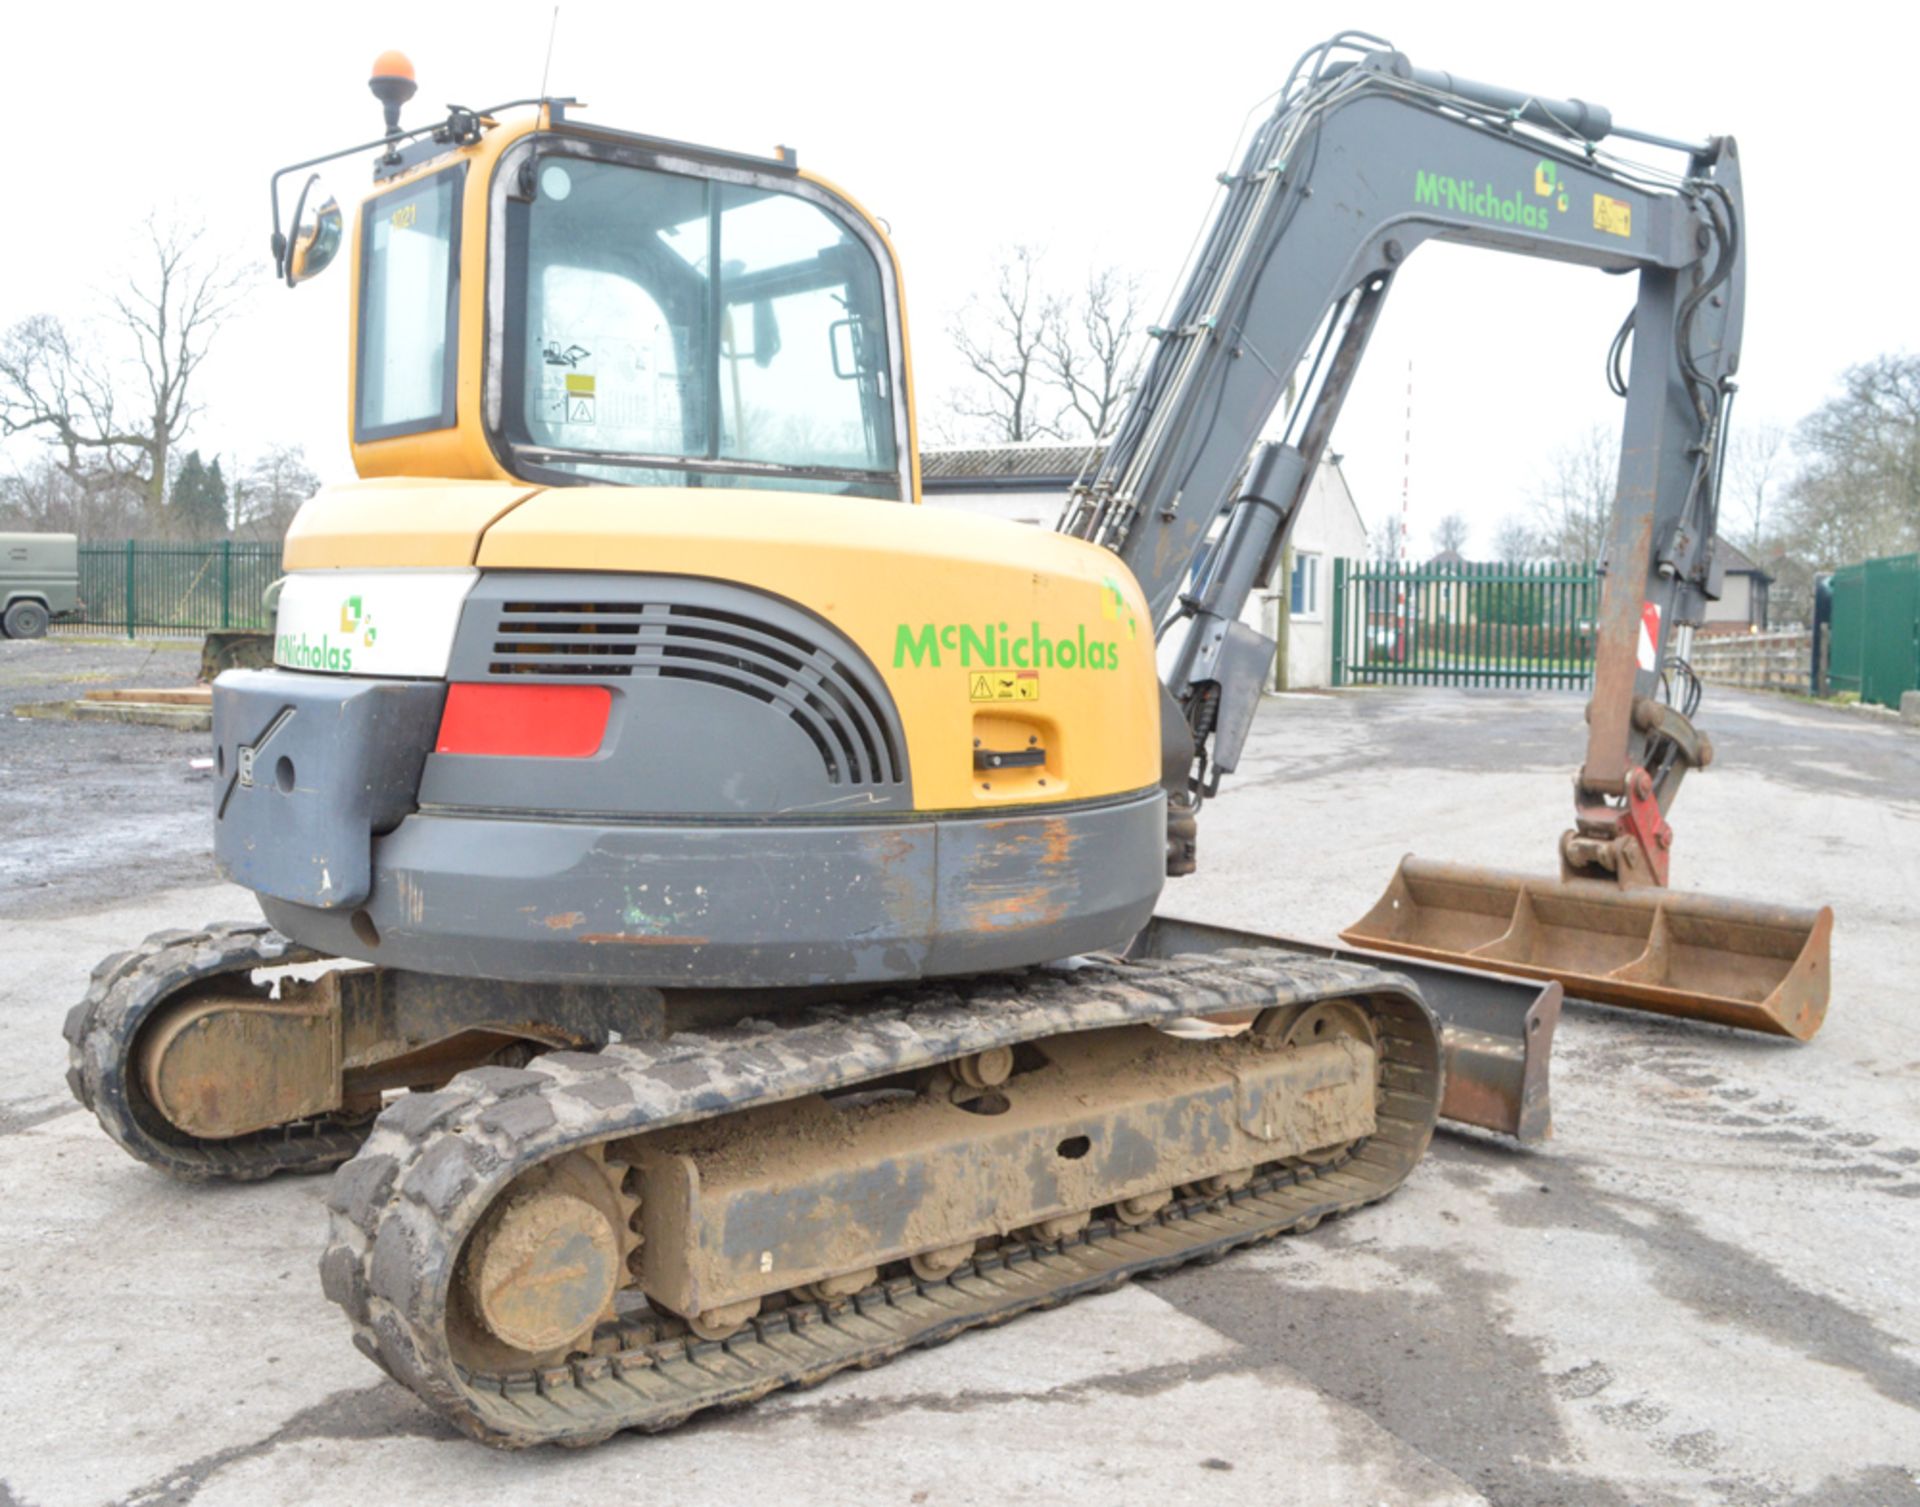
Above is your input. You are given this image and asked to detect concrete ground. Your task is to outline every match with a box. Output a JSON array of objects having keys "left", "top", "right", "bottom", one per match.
[{"left": 2, "top": 638, "right": 1916, "bottom": 1507}]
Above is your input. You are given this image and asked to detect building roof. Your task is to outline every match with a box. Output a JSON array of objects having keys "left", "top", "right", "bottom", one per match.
[
  {"left": 919, "top": 443, "right": 1104, "bottom": 486},
  {"left": 921, "top": 443, "right": 1367, "bottom": 555},
  {"left": 1714, "top": 535, "right": 1771, "bottom": 580}
]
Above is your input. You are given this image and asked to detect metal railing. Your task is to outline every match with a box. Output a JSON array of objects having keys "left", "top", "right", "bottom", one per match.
[
  {"left": 53, "top": 541, "right": 283, "bottom": 639},
  {"left": 1332, "top": 559, "right": 1599, "bottom": 689}
]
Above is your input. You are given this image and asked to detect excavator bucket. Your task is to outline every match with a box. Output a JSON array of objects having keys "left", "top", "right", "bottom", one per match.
[{"left": 1342, "top": 857, "right": 1831, "bottom": 1042}]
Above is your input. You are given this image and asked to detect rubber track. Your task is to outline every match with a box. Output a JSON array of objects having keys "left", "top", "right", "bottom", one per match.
[
  {"left": 321, "top": 946, "right": 1442, "bottom": 1446},
  {"left": 63, "top": 922, "right": 373, "bottom": 1181}
]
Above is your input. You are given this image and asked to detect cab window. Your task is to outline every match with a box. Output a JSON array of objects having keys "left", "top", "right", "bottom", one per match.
[
  {"left": 356, "top": 169, "right": 461, "bottom": 441},
  {"left": 504, "top": 154, "right": 899, "bottom": 495}
]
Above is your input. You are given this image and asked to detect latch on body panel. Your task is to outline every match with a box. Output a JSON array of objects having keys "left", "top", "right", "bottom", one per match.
[{"left": 973, "top": 746, "right": 1047, "bottom": 771}]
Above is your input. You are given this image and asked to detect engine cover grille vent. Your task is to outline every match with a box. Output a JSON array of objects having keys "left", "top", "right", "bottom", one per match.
[{"left": 482, "top": 596, "right": 905, "bottom": 790}]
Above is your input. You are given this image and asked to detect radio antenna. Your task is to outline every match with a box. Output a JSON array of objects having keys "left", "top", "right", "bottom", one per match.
[{"left": 539, "top": 5, "right": 561, "bottom": 98}]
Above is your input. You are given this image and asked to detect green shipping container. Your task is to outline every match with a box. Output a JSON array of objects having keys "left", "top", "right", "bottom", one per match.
[{"left": 1826, "top": 553, "right": 1920, "bottom": 710}]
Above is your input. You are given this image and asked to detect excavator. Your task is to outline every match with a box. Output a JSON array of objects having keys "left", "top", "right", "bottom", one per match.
[{"left": 63, "top": 34, "right": 1830, "bottom": 1446}]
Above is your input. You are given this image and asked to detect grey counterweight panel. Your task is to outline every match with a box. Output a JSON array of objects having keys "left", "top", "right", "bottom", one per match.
[
  {"left": 211, "top": 670, "right": 446, "bottom": 909},
  {"left": 424, "top": 571, "right": 911, "bottom": 817},
  {"left": 257, "top": 789, "right": 1166, "bottom": 987}
]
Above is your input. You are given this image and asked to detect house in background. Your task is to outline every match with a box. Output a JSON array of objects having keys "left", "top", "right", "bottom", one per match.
[
  {"left": 1271, "top": 456, "right": 1369, "bottom": 687},
  {"left": 919, "top": 443, "right": 1368, "bottom": 689},
  {"left": 1700, "top": 537, "right": 1773, "bottom": 634}
]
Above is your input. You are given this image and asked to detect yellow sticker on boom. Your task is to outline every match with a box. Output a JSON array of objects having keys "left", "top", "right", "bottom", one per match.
[
  {"left": 1592, "top": 193, "right": 1632, "bottom": 238},
  {"left": 970, "top": 670, "right": 1040, "bottom": 702}
]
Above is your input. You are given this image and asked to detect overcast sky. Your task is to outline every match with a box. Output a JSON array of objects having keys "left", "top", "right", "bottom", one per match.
[{"left": 4, "top": 0, "right": 1913, "bottom": 554}]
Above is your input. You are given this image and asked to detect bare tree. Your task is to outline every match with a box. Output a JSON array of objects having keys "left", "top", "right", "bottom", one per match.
[
  {"left": 1721, "top": 420, "right": 1789, "bottom": 553},
  {"left": 1779, "top": 353, "right": 1920, "bottom": 568},
  {"left": 944, "top": 245, "right": 1060, "bottom": 443},
  {"left": 1040, "top": 266, "right": 1144, "bottom": 441},
  {"left": 0, "top": 316, "right": 139, "bottom": 488},
  {"left": 231, "top": 445, "right": 324, "bottom": 541},
  {"left": 1430, "top": 512, "right": 1471, "bottom": 556},
  {"left": 0, "top": 215, "right": 248, "bottom": 527},
  {"left": 1529, "top": 425, "right": 1617, "bottom": 561},
  {"left": 1491, "top": 514, "right": 1535, "bottom": 562},
  {"left": 0, "top": 454, "right": 145, "bottom": 537}
]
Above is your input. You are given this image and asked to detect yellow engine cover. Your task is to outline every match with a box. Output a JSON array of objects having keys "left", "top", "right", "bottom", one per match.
[{"left": 282, "top": 483, "right": 1161, "bottom": 813}]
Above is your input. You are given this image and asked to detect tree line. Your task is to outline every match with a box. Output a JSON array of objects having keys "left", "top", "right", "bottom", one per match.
[
  {"left": 1426, "top": 354, "right": 1918, "bottom": 624},
  {"left": 0, "top": 215, "right": 319, "bottom": 543}
]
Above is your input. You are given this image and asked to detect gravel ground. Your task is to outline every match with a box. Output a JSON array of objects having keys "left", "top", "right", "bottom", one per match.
[
  {"left": 0, "top": 638, "right": 210, "bottom": 920},
  {"left": 2, "top": 639, "right": 1916, "bottom": 1506}
]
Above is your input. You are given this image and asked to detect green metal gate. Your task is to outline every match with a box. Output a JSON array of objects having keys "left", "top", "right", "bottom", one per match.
[
  {"left": 1332, "top": 559, "right": 1599, "bottom": 689},
  {"left": 54, "top": 541, "right": 284, "bottom": 638},
  {"left": 1827, "top": 552, "right": 1920, "bottom": 709}
]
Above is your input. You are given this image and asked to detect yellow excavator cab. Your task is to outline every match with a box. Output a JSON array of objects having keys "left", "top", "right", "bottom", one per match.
[{"left": 328, "top": 103, "right": 923, "bottom": 503}]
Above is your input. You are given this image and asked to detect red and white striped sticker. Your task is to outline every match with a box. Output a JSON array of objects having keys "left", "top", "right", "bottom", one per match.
[{"left": 1637, "top": 601, "right": 1662, "bottom": 672}]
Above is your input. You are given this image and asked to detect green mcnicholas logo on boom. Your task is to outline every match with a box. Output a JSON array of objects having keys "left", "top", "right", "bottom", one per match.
[
  {"left": 894, "top": 622, "right": 1122, "bottom": 671},
  {"left": 1414, "top": 166, "right": 1558, "bottom": 230}
]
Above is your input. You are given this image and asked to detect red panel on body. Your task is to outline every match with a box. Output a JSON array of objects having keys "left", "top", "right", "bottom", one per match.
[{"left": 435, "top": 682, "right": 611, "bottom": 758}]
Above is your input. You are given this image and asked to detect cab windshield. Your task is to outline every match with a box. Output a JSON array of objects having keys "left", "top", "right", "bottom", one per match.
[{"left": 502, "top": 153, "right": 901, "bottom": 496}]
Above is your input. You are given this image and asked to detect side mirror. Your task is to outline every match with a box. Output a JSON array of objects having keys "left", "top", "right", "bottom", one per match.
[{"left": 285, "top": 175, "right": 344, "bottom": 287}]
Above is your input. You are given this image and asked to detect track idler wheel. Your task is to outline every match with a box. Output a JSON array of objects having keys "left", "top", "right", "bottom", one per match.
[
  {"left": 1253, "top": 999, "right": 1376, "bottom": 1169},
  {"left": 450, "top": 1150, "right": 635, "bottom": 1371}
]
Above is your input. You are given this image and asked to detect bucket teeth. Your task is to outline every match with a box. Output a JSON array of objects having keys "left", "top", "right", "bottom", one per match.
[{"left": 1341, "top": 857, "right": 1831, "bottom": 1041}]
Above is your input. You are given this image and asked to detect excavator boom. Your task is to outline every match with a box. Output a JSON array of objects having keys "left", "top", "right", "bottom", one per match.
[{"left": 1060, "top": 36, "right": 1828, "bottom": 1035}]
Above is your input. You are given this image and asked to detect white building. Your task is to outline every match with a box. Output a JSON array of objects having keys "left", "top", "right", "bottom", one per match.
[
  {"left": 1699, "top": 537, "right": 1774, "bottom": 634},
  {"left": 920, "top": 443, "right": 1369, "bottom": 689}
]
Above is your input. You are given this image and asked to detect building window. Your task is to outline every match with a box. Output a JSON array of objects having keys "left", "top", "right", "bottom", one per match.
[{"left": 1290, "top": 552, "right": 1321, "bottom": 618}]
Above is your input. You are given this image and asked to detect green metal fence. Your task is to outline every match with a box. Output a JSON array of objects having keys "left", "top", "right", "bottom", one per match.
[
  {"left": 1827, "top": 551, "right": 1919, "bottom": 709},
  {"left": 1332, "top": 558, "right": 1599, "bottom": 689},
  {"left": 54, "top": 541, "right": 284, "bottom": 638}
]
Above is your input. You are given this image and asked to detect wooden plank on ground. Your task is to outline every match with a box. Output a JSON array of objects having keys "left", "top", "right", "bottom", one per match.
[{"left": 81, "top": 687, "right": 213, "bottom": 706}]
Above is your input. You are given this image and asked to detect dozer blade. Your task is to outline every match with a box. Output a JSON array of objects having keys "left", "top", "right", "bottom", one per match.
[
  {"left": 1342, "top": 857, "right": 1831, "bottom": 1042},
  {"left": 1132, "top": 914, "right": 1559, "bottom": 1145}
]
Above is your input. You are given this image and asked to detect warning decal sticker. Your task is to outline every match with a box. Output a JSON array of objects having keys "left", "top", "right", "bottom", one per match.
[
  {"left": 1637, "top": 601, "right": 1662, "bottom": 672},
  {"left": 970, "top": 670, "right": 1040, "bottom": 702},
  {"left": 1593, "top": 193, "right": 1632, "bottom": 238},
  {"left": 563, "top": 372, "right": 596, "bottom": 425},
  {"left": 540, "top": 340, "right": 597, "bottom": 427}
]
